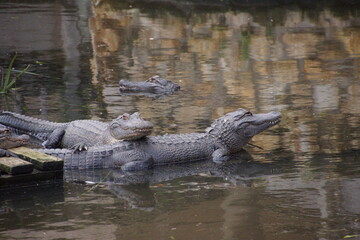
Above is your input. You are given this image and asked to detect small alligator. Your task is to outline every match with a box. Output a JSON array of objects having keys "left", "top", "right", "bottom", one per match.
[
  {"left": 0, "top": 124, "right": 30, "bottom": 157},
  {"left": 35, "top": 108, "right": 281, "bottom": 170},
  {"left": 119, "top": 75, "right": 180, "bottom": 98},
  {"left": 0, "top": 111, "right": 153, "bottom": 151}
]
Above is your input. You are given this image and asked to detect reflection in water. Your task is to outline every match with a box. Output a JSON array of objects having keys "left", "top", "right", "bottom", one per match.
[
  {"left": 87, "top": 0, "right": 360, "bottom": 154},
  {"left": 64, "top": 150, "right": 262, "bottom": 206},
  {"left": 0, "top": 0, "right": 360, "bottom": 239},
  {"left": 0, "top": 182, "right": 64, "bottom": 232}
]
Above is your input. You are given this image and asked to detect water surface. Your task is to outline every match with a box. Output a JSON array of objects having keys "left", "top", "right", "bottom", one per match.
[{"left": 1, "top": 0, "right": 360, "bottom": 239}]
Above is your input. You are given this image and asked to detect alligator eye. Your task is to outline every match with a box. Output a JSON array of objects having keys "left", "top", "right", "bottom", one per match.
[
  {"left": 119, "top": 113, "right": 129, "bottom": 120},
  {"left": 148, "top": 76, "right": 157, "bottom": 82},
  {"left": 148, "top": 75, "right": 161, "bottom": 83},
  {"left": 245, "top": 111, "right": 252, "bottom": 116}
]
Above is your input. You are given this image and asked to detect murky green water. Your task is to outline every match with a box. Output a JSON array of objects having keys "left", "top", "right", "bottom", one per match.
[{"left": 1, "top": 0, "right": 360, "bottom": 239}]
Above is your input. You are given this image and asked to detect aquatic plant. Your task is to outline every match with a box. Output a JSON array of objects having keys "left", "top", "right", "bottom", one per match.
[{"left": 0, "top": 54, "right": 29, "bottom": 94}]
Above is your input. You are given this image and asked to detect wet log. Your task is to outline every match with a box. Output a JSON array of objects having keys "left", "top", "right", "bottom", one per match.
[
  {"left": 0, "top": 157, "right": 34, "bottom": 175},
  {"left": 9, "top": 147, "right": 63, "bottom": 171}
]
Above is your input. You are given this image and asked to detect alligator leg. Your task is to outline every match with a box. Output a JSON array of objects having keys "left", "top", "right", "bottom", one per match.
[
  {"left": 46, "top": 128, "right": 89, "bottom": 152},
  {"left": 113, "top": 149, "right": 154, "bottom": 171},
  {"left": 121, "top": 159, "right": 154, "bottom": 171},
  {"left": 211, "top": 144, "right": 230, "bottom": 163},
  {"left": 42, "top": 128, "right": 66, "bottom": 148}
]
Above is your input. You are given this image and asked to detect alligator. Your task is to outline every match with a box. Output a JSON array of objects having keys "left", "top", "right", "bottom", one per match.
[
  {"left": 0, "top": 124, "right": 30, "bottom": 157},
  {"left": 35, "top": 108, "right": 281, "bottom": 170},
  {"left": 0, "top": 111, "right": 153, "bottom": 151},
  {"left": 119, "top": 75, "right": 180, "bottom": 98}
]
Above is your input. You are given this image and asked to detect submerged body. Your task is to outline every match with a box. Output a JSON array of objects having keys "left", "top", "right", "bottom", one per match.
[
  {"left": 36, "top": 108, "right": 282, "bottom": 170},
  {"left": 119, "top": 75, "right": 180, "bottom": 98},
  {"left": 0, "top": 111, "right": 153, "bottom": 151}
]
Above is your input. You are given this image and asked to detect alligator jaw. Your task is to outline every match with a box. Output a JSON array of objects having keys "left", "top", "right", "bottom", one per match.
[
  {"left": 0, "top": 134, "right": 30, "bottom": 149},
  {"left": 243, "top": 111, "right": 282, "bottom": 138},
  {"left": 119, "top": 83, "right": 141, "bottom": 91},
  {"left": 120, "top": 127, "right": 154, "bottom": 140},
  {"left": 119, "top": 76, "right": 180, "bottom": 94}
]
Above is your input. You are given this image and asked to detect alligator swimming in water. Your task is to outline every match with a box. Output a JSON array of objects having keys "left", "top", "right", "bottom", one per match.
[
  {"left": 0, "top": 124, "right": 30, "bottom": 157},
  {"left": 119, "top": 75, "right": 180, "bottom": 98},
  {"left": 0, "top": 111, "right": 153, "bottom": 151},
  {"left": 35, "top": 108, "right": 281, "bottom": 170}
]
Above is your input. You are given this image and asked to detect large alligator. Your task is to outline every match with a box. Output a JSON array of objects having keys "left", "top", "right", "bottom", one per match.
[
  {"left": 0, "top": 124, "right": 30, "bottom": 157},
  {"left": 119, "top": 75, "right": 180, "bottom": 98},
  {"left": 35, "top": 108, "right": 281, "bottom": 170},
  {"left": 0, "top": 111, "right": 153, "bottom": 151}
]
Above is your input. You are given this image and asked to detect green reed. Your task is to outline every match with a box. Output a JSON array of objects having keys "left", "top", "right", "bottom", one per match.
[{"left": 0, "top": 54, "right": 29, "bottom": 94}]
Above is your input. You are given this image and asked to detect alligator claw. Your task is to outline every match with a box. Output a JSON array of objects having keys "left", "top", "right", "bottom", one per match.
[{"left": 71, "top": 143, "right": 89, "bottom": 152}]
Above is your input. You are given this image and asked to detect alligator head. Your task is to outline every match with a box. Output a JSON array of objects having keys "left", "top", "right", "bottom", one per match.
[
  {"left": 0, "top": 124, "right": 30, "bottom": 149},
  {"left": 145, "top": 75, "right": 180, "bottom": 93},
  {"left": 109, "top": 112, "right": 153, "bottom": 140},
  {"left": 119, "top": 75, "right": 180, "bottom": 95},
  {"left": 206, "top": 108, "right": 281, "bottom": 152}
]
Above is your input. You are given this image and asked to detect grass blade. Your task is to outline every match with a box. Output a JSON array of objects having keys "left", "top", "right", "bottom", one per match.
[
  {"left": 1, "top": 53, "right": 30, "bottom": 94},
  {"left": 4, "top": 54, "right": 17, "bottom": 87},
  {"left": 14, "top": 64, "right": 30, "bottom": 79}
]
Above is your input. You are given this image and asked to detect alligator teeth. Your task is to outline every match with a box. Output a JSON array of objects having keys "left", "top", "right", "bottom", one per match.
[{"left": 268, "top": 119, "right": 280, "bottom": 125}]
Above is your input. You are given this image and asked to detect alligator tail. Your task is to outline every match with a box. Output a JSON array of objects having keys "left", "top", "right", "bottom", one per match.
[
  {"left": 0, "top": 111, "right": 67, "bottom": 139},
  {"left": 37, "top": 147, "right": 113, "bottom": 169}
]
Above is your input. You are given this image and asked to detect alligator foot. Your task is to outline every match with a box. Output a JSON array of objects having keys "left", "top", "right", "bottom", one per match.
[
  {"left": 212, "top": 146, "right": 230, "bottom": 163},
  {"left": 116, "top": 151, "right": 154, "bottom": 171},
  {"left": 121, "top": 159, "right": 154, "bottom": 171},
  {"left": 70, "top": 143, "right": 89, "bottom": 152}
]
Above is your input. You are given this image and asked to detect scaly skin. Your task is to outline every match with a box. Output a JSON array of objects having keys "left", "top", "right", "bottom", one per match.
[
  {"left": 64, "top": 149, "right": 258, "bottom": 185},
  {"left": 119, "top": 75, "right": 180, "bottom": 97},
  {"left": 0, "top": 124, "right": 30, "bottom": 157},
  {"left": 0, "top": 111, "right": 153, "bottom": 151},
  {"left": 36, "top": 108, "right": 281, "bottom": 171}
]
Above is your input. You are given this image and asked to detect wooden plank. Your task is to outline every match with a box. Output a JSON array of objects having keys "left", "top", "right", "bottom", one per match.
[
  {"left": 0, "top": 157, "right": 34, "bottom": 175},
  {"left": 9, "top": 147, "right": 63, "bottom": 171}
]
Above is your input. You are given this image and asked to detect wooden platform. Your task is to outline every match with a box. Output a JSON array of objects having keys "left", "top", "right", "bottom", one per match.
[
  {"left": 0, "top": 147, "right": 64, "bottom": 186},
  {"left": 9, "top": 147, "right": 63, "bottom": 170},
  {"left": 0, "top": 157, "right": 34, "bottom": 175}
]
